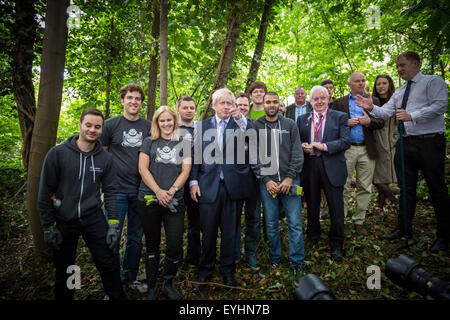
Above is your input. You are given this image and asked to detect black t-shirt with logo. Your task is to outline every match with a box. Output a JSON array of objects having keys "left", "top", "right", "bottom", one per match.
[
  {"left": 100, "top": 115, "right": 151, "bottom": 193},
  {"left": 138, "top": 136, "right": 190, "bottom": 202}
]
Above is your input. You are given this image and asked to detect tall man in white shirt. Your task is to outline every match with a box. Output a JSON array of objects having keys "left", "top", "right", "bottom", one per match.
[{"left": 357, "top": 51, "right": 449, "bottom": 253}]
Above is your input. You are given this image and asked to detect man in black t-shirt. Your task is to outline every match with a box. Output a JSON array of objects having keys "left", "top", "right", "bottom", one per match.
[
  {"left": 100, "top": 84, "right": 151, "bottom": 291},
  {"left": 176, "top": 96, "right": 201, "bottom": 267}
]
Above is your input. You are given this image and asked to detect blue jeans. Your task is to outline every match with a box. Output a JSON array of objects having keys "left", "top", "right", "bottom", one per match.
[
  {"left": 235, "top": 195, "right": 261, "bottom": 261},
  {"left": 108, "top": 193, "right": 144, "bottom": 282},
  {"left": 259, "top": 179, "right": 305, "bottom": 269}
]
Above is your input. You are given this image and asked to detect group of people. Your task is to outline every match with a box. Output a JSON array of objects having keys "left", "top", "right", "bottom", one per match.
[{"left": 38, "top": 51, "right": 449, "bottom": 300}]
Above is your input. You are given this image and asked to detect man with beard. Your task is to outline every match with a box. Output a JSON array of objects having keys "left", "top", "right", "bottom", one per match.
[
  {"left": 253, "top": 92, "right": 305, "bottom": 286},
  {"left": 38, "top": 109, "right": 126, "bottom": 300}
]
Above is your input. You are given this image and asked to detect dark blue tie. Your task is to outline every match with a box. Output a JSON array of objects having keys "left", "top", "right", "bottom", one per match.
[{"left": 398, "top": 80, "right": 412, "bottom": 134}]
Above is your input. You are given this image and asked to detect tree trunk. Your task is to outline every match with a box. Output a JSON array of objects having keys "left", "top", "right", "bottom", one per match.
[
  {"left": 245, "top": 0, "right": 273, "bottom": 93},
  {"left": 26, "top": 0, "right": 70, "bottom": 258},
  {"left": 105, "top": 66, "right": 111, "bottom": 119},
  {"left": 201, "top": 0, "right": 242, "bottom": 119},
  {"left": 159, "top": 0, "right": 168, "bottom": 106},
  {"left": 11, "top": 0, "right": 38, "bottom": 171},
  {"left": 439, "top": 60, "right": 446, "bottom": 80},
  {"left": 147, "top": 0, "right": 160, "bottom": 120}
]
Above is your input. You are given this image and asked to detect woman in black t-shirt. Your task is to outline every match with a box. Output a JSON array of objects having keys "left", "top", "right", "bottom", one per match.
[{"left": 137, "top": 106, "right": 191, "bottom": 300}]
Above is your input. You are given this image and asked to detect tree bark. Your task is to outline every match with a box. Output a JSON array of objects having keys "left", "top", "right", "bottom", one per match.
[
  {"left": 147, "top": 0, "right": 160, "bottom": 120},
  {"left": 245, "top": 0, "right": 273, "bottom": 93},
  {"left": 11, "top": 0, "right": 39, "bottom": 171},
  {"left": 105, "top": 66, "right": 111, "bottom": 119},
  {"left": 26, "top": 0, "right": 70, "bottom": 258},
  {"left": 159, "top": 0, "right": 168, "bottom": 106},
  {"left": 201, "top": 0, "right": 242, "bottom": 119}
]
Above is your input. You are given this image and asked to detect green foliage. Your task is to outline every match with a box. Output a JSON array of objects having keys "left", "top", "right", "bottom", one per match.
[{"left": 0, "top": 95, "right": 23, "bottom": 169}]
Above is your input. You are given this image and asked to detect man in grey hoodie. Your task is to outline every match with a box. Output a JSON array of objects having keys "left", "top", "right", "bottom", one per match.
[
  {"left": 252, "top": 92, "right": 305, "bottom": 284},
  {"left": 38, "top": 108, "right": 126, "bottom": 300}
]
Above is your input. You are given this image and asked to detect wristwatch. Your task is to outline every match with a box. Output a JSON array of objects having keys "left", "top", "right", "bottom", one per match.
[{"left": 172, "top": 186, "right": 179, "bottom": 192}]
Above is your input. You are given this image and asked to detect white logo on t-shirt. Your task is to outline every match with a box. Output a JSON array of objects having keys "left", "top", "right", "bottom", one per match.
[
  {"left": 156, "top": 146, "right": 177, "bottom": 164},
  {"left": 122, "top": 129, "right": 143, "bottom": 147}
]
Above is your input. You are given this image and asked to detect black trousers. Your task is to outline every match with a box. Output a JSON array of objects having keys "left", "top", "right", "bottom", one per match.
[
  {"left": 304, "top": 157, "right": 345, "bottom": 247},
  {"left": 53, "top": 210, "right": 125, "bottom": 300},
  {"left": 198, "top": 180, "right": 237, "bottom": 279},
  {"left": 137, "top": 200, "right": 185, "bottom": 261},
  {"left": 394, "top": 133, "right": 450, "bottom": 240},
  {"left": 183, "top": 183, "right": 201, "bottom": 265}
]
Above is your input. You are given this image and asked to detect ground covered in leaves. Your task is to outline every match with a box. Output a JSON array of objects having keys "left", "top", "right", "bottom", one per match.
[{"left": 1, "top": 167, "right": 449, "bottom": 300}]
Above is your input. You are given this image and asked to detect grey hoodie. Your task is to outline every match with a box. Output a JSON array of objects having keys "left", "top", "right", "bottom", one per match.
[
  {"left": 38, "top": 135, "right": 119, "bottom": 227},
  {"left": 252, "top": 114, "right": 304, "bottom": 185}
]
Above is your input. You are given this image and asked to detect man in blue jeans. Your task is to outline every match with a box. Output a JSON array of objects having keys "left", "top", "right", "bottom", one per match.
[
  {"left": 100, "top": 84, "right": 151, "bottom": 291},
  {"left": 253, "top": 91, "right": 305, "bottom": 285}
]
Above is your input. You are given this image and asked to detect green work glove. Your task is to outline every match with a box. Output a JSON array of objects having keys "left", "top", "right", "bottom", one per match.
[
  {"left": 288, "top": 185, "right": 303, "bottom": 197},
  {"left": 106, "top": 219, "right": 120, "bottom": 250},
  {"left": 43, "top": 224, "right": 63, "bottom": 250},
  {"left": 144, "top": 194, "right": 157, "bottom": 206}
]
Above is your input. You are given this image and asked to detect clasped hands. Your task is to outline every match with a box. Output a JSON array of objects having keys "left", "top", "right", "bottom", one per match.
[
  {"left": 156, "top": 188, "right": 174, "bottom": 207},
  {"left": 265, "top": 177, "right": 293, "bottom": 195},
  {"left": 302, "top": 142, "right": 325, "bottom": 155}
]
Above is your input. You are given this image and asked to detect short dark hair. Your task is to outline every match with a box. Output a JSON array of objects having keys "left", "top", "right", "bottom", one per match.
[
  {"left": 397, "top": 51, "right": 420, "bottom": 65},
  {"left": 321, "top": 80, "right": 334, "bottom": 86},
  {"left": 176, "top": 96, "right": 195, "bottom": 108},
  {"left": 263, "top": 91, "right": 279, "bottom": 102},
  {"left": 247, "top": 81, "right": 267, "bottom": 95},
  {"left": 120, "top": 83, "right": 145, "bottom": 102},
  {"left": 235, "top": 92, "right": 250, "bottom": 102},
  {"left": 80, "top": 108, "right": 104, "bottom": 124}
]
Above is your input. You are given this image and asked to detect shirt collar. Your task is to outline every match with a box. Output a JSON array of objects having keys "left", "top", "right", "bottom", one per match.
[
  {"left": 178, "top": 121, "right": 195, "bottom": 128},
  {"left": 215, "top": 115, "right": 230, "bottom": 126},
  {"left": 410, "top": 71, "right": 423, "bottom": 84}
]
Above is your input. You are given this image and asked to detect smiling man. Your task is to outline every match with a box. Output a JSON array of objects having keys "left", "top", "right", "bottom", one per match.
[
  {"left": 286, "top": 87, "right": 312, "bottom": 122},
  {"left": 297, "top": 86, "right": 350, "bottom": 262},
  {"left": 38, "top": 109, "right": 126, "bottom": 300},
  {"left": 100, "top": 84, "right": 151, "bottom": 292},
  {"left": 253, "top": 92, "right": 305, "bottom": 284},
  {"left": 247, "top": 81, "right": 267, "bottom": 120}
]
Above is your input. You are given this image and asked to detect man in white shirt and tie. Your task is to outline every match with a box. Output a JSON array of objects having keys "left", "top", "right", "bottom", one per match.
[{"left": 357, "top": 51, "right": 449, "bottom": 254}]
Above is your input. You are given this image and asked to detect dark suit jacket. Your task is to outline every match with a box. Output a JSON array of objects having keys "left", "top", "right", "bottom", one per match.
[
  {"left": 285, "top": 101, "right": 312, "bottom": 122},
  {"left": 332, "top": 95, "right": 384, "bottom": 159},
  {"left": 297, "top": 109, "right": 351, "bottom": 187},
  {"left": 190, "top": 116, "right": 252, "bottom": 203}
]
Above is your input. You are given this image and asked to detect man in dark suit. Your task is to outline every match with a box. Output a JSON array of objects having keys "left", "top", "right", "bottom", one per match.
[
  {"left": 332, "top": 72, "right": 384, "bottom": 236},
  {"left": 297, "top": 85, "right": 351, "bottom": 261},
  {"left": 234, "top": 92, "right": 261, "bottom": 271},
  {"left": 285, "top": 87, "right": 312, "bottom": 122},
  {"left": 190, "top": 88, "right": 251, "bottom": 290}
]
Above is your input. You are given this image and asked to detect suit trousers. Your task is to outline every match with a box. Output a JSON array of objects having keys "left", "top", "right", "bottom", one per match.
[
  {"left": 304, "top": 156, "right": 345, "bottom": 247},
  {"left": 343, "top": 145, "right": 375, "bottom": 225},
  {"left": 183, "top": 183, "right": 201, "bottom": 265},
  {"left": 394, "top": 133, "right": 450, "bottom": 239},
  {"left": 198, "top": 180, "right": 237, "bottom": 279}
]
